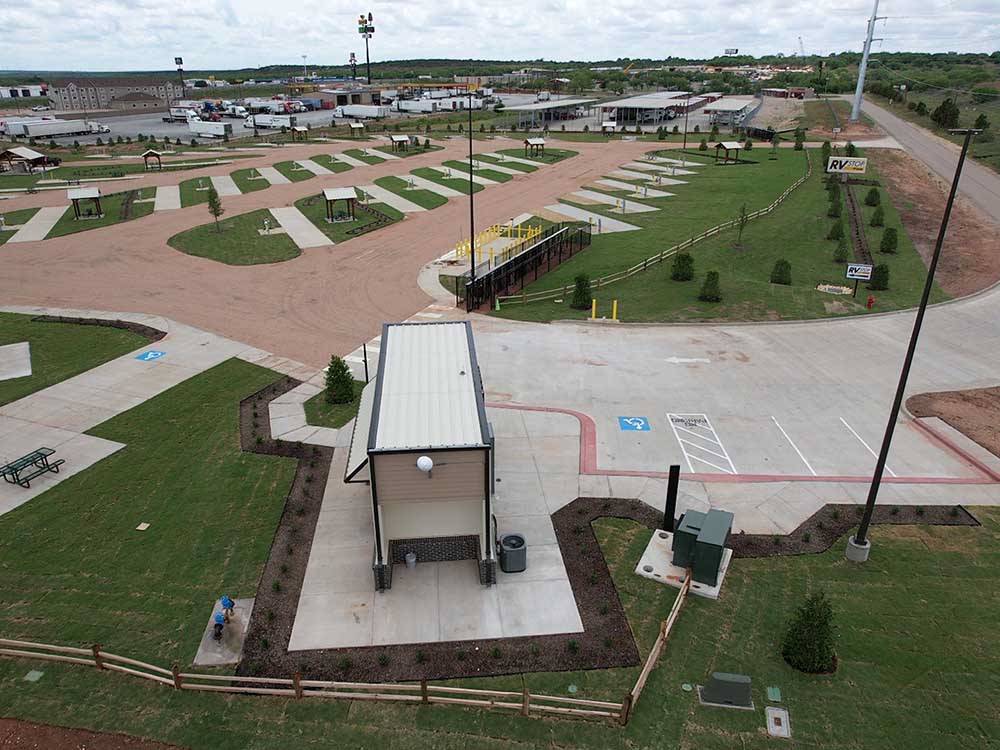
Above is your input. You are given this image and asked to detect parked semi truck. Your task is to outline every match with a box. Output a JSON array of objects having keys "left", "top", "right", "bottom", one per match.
[
  {"left": 334, "top": 104, "right": 391, "bottom": 119},
  {"left": 188, "top": 120, "right": 233, "bottom": 139},
  {"left": 15, "top": 119, "right": 110, "bottom": 138},
  {"left": 243, "top": 114, "right": 296, "bottom": 129},
  {"left": 163, "top": 107, "right": 200, "bottom": 123},
  {"left": 223, "top": 105, "right": 248, "bottom": 119}
]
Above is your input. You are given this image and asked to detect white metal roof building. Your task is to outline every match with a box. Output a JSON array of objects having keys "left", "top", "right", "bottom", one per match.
[
  {"left": 599, "top": 91, "right": 691, "bottom": 125},
  {"left": 702, "top": 97, "right": 756, "bottom": 127},
  {"left": 505, "top": 97, "right": 596, "bottom": 128}
]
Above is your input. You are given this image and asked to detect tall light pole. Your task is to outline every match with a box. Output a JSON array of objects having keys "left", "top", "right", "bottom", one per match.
[
  {"left": 358, "top": 12, "right": 375, "bottom": 85},
  {"left": 301, "top": 54, "right": 308, "bottom": 80},
  {"left": 174, "top": 56, "right": 185, "bottom": 99},
  {"left": 467, "top": 90, "right": 476, "bottom": 296},
  {"left": 850, "top": 0, "right": 884, "bottom": 122},
  {"left": 846, "top": 128, "right": 981, "bottom": 563},
  {"left": 682, "top": 92, "right": 691, "bottom": 149}
]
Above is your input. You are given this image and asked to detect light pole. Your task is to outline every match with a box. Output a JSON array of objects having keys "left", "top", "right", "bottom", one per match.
[
  {"left": 301, "top": 54, "right": 308, "bottom": 80},
  {"left": 850, "top": 0, "right": 884, "bottom": 122},
  {"left": 845, "top": 127, "right": 981, "bottom": 563},
  {"left": 682, "top": 92, "right": 691, "bottom": 149},
  {"left": 467, "top": 90, "right": 476, "bottom": 297},
  {"left": 357, "top": 12, "right": 375, "bottom": 85},
  {"left": 174, "top": 56, "right": 185, "bottom": 99}
]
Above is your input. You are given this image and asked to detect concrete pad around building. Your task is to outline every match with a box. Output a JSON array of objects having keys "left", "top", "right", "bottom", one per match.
[
  {"left": 610, "top": 168, "right": 687, "bottom": 186},
  {"left": 153, "top": 185, "right": 181, "bottom": 211},
  {"left": 192, "top": 598, "right": 254, "bottom": 666},
  {"left": 257, "top": 166, "right": 291, "bottom": 185},
  {"left": 429, "top": 166, "right": 497, "bottom": 186},
  {"left": 480, "top": 152, "right": 544, "bottom": 167},
  {"left": 365, "top": 148, "right": 400, "bottom": 160},
  {"left": 497, "top": 578, "right": 583, "bottom": 637},
  {"left": 209, "top": 174, "right": 241, "bottom": 197},
  {"left": 268, "top": 207, "right": 333, "bottom": 249},
  {"left": 594, "top": 179, "right": 674, "bottom": 198},
  {"left": 295, "top": 159, "right": 334, "bottom": 176},
  {"left": 359, "top": 184, "right": 426, "bottom": 213},
  {"left": 332, "top": 152, "right": 368, "bottom": 168},
  {"left": 405, "top": 174, "right": 463, "bottom": 198},
  {"left": 472, "top": 159, "right": 523, "bottom": 176},
  {"left": 7, "top": 206, "right": 68, "bottom": 243},
  {"left": 0, "top": 342, "right": 31, "bottom": 382},
  {"left": 572, "top": 190, "right": 659, "bottom": 213},
  {"left": 635, "top": 530, "right": 732, "bottom": 600},
  {"left": 543, "top": 204, "right": 640, "bottom": 232}
]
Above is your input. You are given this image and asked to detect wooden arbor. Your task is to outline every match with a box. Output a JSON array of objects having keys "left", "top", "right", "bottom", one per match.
[
  {"left": 141, "top": 149, "right": 162, "bottom": 171},
  {"left": 323, "top": 187, "right": 358, "bottom": 222},
  {"left": 67, "top": 187, "right": 103, "bottom": 219},
  {"left": 291, "top": 126, "right": 308, "bottom": 141},
  {"left": 713, "top": 141, "right": 743, "bottom": 164},
  {"left": 523, "top": 137, "right": 545, "bottom": 158},
  {"left": 389, "top": 134, "right": 410, "bottom": 152}
]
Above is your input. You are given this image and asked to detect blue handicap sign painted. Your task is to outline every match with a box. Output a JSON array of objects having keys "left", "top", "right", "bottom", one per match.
[
  {"left": 618, "top": 416, "right": 651, "bottom": 432},
  {"left": 136, "top": 350, "right": 166, "bottom": 362}
]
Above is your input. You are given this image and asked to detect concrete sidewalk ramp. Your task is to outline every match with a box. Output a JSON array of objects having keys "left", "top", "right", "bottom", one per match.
[
  {"left": 480, "top": 152, "right": 544, "bottom": 167},
  {"left": 623, "top": 162, "right": 696, "bottom": 176},
  {"left": 543, "top": 204, "right": 640, "bottom": 233},
  {"left": 295, "top": 159, "right": 334, "bottom": 176},
  {"left": 210, "top": 175, "right": 241, "bottom": 197},
  {"left": 405, "top": 174, "right": 463, "bottom": 198},
  {"left": 472, "top": 158, "right": 523, "bottom": 176},
  {"left": 153, "top": 185, "right": 181, "bottom": 211},
  {"left": 258, "top": 166, "right": 291, "bottom": 185},
  {"left": 610, "top": 169, "right": 687, "bottom": 186},
  {"left": 359, "top": 184, "right": 426, "bottom": 213},
  {"left": 268, "top": 207, "right": 333, "bottom": 249},
  {"left": 7, "top": 206, "right": 68, "bottom": 243}
]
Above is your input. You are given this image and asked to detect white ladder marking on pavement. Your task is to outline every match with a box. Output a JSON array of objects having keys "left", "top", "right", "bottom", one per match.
[
  {"left": 771, "top": 416, "right": 817, "bottom": 476},
  {"left": 839, "top": 417, "right": 896, "bottom": 477}
]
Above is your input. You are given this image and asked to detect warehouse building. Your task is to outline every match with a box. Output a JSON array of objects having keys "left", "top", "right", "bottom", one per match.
[
  {"left": 48, "top": 77, "right": 182, "bottom": 112},
  {"left": 1, "top": 84, "right": 47, "bottom": 99}
]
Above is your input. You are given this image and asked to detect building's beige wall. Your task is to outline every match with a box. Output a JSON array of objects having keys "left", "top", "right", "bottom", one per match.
[
  {"left": 379, "top": 499, "right": 484, "bottom": 553},
  {"left": 372, "top": 450, "right": 485, "bottom": 504}
]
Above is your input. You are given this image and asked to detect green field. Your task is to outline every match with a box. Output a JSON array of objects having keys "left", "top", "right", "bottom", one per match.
[
  {"left": 798, "top": 98, "right": 870, "bottom": 131},
  {"left": 310, "top": 154, "right": 354, "bottom": 173},
  {"left": 496, "top": 148, "right": 944, "bottom": 323},
  {"left": 168, "top": 208, "right": 300, "bottom": 265},
  {"left": 272, "top": 161, "right": 315, "bottom": 182},
  {"left": 45, "top": 189, "right": 154, "bottom": 238},
  {"left": 0, "top": 208, "right": 39, "bottom": 245},
  {"left": 230, "top": 167, "right": 271, "bottom": 193},
  {"left": 179, "top": 176, "right": 214, "bottom": 207},
  {"left": 344, "top": 148, "right": 386, "bottom": 165},
  {"left": 303, "top": 380, "right": 365, "bottom": 428},
  {"left": 294, "top": 193, "right": 404, "bottom": 243},
  {"left": 373, "top": 176, "right": 448, "bottom": 209},
  {"left": 443, "top": 159, "right": 512, "bottom": 183},
  {"left": 0, "top": 313, "right": 148, "bottom": 406},
  {"left": 411, "top": 166, "right": 484, "bottom": 194}
]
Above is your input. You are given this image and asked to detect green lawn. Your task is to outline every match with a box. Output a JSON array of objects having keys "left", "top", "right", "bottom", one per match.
[
  {"left": 294, "top": 194, "right": 403, "bottom": 243},
  {"left": 168, "top": 208, "right": 300, "bottom": 265},
  {"left": 0, "top": 313, "right": 148, "bottom": 406},
  {"left": 303, "top": 380, "right": 365, "bottom": 428},
  {"left": 496, "top": 148, "right": 945, "bottom": 323},
  {"left": 411, "top": 166, "right": 483, "bottom": 194},
  {"left": 0, "top": 208, "right": 40, "bottom": 245},
  {"left": 1, "top": 507, "right": 997, "bottom": 749},
  {"left": 372, "top": 143, "right": 443, "bottom": 158},
  {"left": 45, "top": 189, "right": 154, "bottom": 238},
  {"left": 179, "top": 176, "right": 214, "bottom": 207},
  {"left": 344, "top": 148, "right": 385, "bottom": 165},
  {"left": 373, "top": 176, "right": 448, "bottom": 209},
  {"left": 272, "top": 161, "right": 314, "bottom": 182},
  {"left": 497, "top": 147, "right": 578, "bottom": 164},
  {"left": 230, "top": 168, "right": 271, "bottom": 193},
  {"left": 309, "top": 154, "right": 354, "bottom": 173},
  {"left": 474, "top": 154, "right": 537, "bottom": 172},
  {"left": 0, "top": 358, "right": 295, "bottom": 662},
  {"left": 443, "top": 160, "right": 512, "bottom": 183}
]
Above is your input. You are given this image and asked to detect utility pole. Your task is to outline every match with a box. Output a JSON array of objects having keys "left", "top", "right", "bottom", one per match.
[
  {"left": 846, "top": 128, "right": 981, "bottom": 562},
  {"left": 358, "top": 12, "right": 375, "bottom": 85},
  {"left": 468, "top": 90, "right": 476, "bottom": 296},
  {"left": 850, "top": 0, "right": 883, "bottom": 122},
  {"left": 683, "top": 92, "right": 691, "bottom": 149}
]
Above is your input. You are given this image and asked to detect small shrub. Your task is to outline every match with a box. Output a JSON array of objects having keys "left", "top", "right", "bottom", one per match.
[
  {"left": 570, "top": 274, "right": 591, "bottom": 310},
  {"left": 833, "top": 237, "right": 850, "bottom": 263},
  {"left": 698, "top": 271, "right": 722, "bottom": 302},
  {"left": 267, "top": 609, "right": 275, "bottom": 621},
  {"left": 603, "top": 637, "right": 613, "bottom": 648},
  {"left": 827, "top": 220, "right": 844, "bottom": 241},
  {"left": 670, "top": 251, "right": 694, "bottom": 281},
  {"left": 272, "top": 580, "right": 281, "bottom": 592},
  {"left": 803, "top": 532, "right": 812, "bottom": 543},
  {"left": 868, "top": 263, "right": 889, "bottom": 291},
  {"left": 915, "top": 506, "right": 924, "bottom": 516},
  {"left": 773, "top": 536, "right": 781, "bottom": 546},
  {"left": 949, "top": 506, "right": 960, "bottom": 517},
  {"left": 831, "top": 508, "right": 841, "bottom": 520},
  {"left": 490, "top": 647, "right": 502, "bottom": 659},
  {"left": 744, "top": 139, "right": 753, "bottom": 151},
  {"left": 770, "top": 259, "right": 792, "bottom": 286},
  {"left": 415, "top": 650, "right": 426, "bottom": 663},
  {"left": 280, "top": 563, "right": 289, "bottom": 574},
  {"left": 261, "top": 638, "right": 270, "bottom": 649},
  {"left": 337, "top": 657, "right": 353, "bottom": 671},
  {"left": 827, "top": 200, "right": 842, "bottom": 219},
  {"left": 672, "top": 124, "right": 679, "bottom": 133},
  {"left": 693, "top": 124, "right": 700, "bottom": 133},
  {"left": 864, "top": 187, "right": 881, "bottom": 207},
  {"left": 599, "top": 604, "right": 609, "bottom": 616},
  {"left": 456, "top": 650, "right": 467, "bottom": 661},
  {"left": 378, "top": 653, "right": 389, "bottom": 666},
  {"left": 890, "top": 506, "right": 899, "bottom": 515},
  {"left": 567, "top": 640, "right": 580, "bottom": 654},
  {"left": 698, "top": 138, "right": 708, "bottom": 151},
  {"left": 325, "top": 355, "right": 354, "bottom": 404},
  {"left": 880, "top": 227, "right": 898, "bottom": 254},
  {"left": 845, "top": 142, "right": 857, "bottom": 157},
  {"left": 782, "top": 591, "right": 837, "bottom": 673},
  {"left": 530, "top": 644, "right": 541, "bottom": 656}
]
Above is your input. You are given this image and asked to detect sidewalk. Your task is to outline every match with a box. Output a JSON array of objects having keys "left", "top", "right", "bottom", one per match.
[{"left": 7, "top": 206, "right": 67, "bottom": 243}]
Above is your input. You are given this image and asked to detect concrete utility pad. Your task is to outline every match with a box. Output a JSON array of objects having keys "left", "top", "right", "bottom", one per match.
[
  {"left": 635, "top": 529, "right": 732, "bottom": 600},
  {"left": 571, "top": 190, "right": 659, "bottom": 213},
  {"left": 257, "top": 166, "right": 291, "bottom": 185},
  {"left": 543, "top": 203, "right": 640, "bottom": 232},
  {"left": 209, "top": 175, "right": 241, "bottom": 197},
  {"left": 7, "top": 206, "right": 67, "bottom": 243},
  {"left": 332, "top": 152, "right": 368, "bottom": 168},
  {"left": 359, "top": 184, "right": 426, "bottom": 213},
  {"left": 0, "top": 342, "right": 31, "bottom": 381},
  {"left": 193, "top": 597, "right": 255, "bottom": 666},
  {"left": 153, "top": 185, "right": 181, "bottom": 211},
  {"left": 610, "top": 168, "right": 687, "bottom": 186},
  {"left": 295, "top": 159, "right": 334, "bottom": 176},
  {"left": 268, "top": 207, "right": 333, "bottom": 249},
  {"left": 429, "top": 166, "right": 497, "bottom": 186},
  {"left": 405, "top": 174, "right": 463, "bottom": 198},
  {"left": 595, "top": 179, "right": 674, "bottom": 198}
]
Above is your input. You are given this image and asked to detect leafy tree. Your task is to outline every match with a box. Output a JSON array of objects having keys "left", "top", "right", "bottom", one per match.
[
  {"left": 325, "top": 355, "right": 354, "bottom": 404},
  {"left": 931, "top": 98, "right": 960, "bottom": 129},
  {"left": 974, "top": 113, "right": 990, "bottom": 131},
  {"left": 845, "top": 142, "right": 857, "bottom": 157},
  {"left": 206, "top": 186, "right": 225, "bottom": 232},
  {"left": 868, "top": 263, "right": 890, "bottom": 290},
  {"left": 736, "top": 202, "right": 749, "bottom": 244},
  {"left": 770, "top": 259, "right": 792, "bottom": 285},
  {"left": 833, "top": 236, "right": 850, "bottom": 263},
  {"left": 709, "top": 124, "right": 719, "bottom": 139},
  {"left": 864, "top": 187, "right": 880, "bottom": 206},
  {"left": 569, "top": 70, "right": 593, "bottom": 93},
  {"left": 693, "top": 124, "right": 700, "bottom": 133},
  {"left": 827, "top": 220, "right": 844, "bottom": 240},
  {"left": 880, "top": 227, "right": 898, "bottom": 254},
  {"left": 698, "top": 271, "right": 722, "bottom": 302},
  {"left": 671, "top": 251, "right": 694, "bottom": 281},
  {"left": 915, "top": 101, "right": 928, "bottom": 116},
  {"left": 698, "top": 138, "right": 708, "bottom": 151},
  {"left": 782, "top": 591, "right": 837, "bottom": 673},
  {"left": 870, "top": 205, "right": 885, "bottom": 227},
  {"left": 570, "top": 274, "right": 592, "bottom": 310},
  {"left": 423, "top": 138, "right": 430, "bottom": 149},
  {"left": 672, "top": 124, "right": 679, "bottom": 134},
  {"left": 657, "top": 127, "right": 666, "bottom": 141}
]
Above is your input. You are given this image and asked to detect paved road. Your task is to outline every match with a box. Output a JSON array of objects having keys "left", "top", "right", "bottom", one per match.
[{"left": 856, "top": 96, "right": 1000, "bottom": 223}]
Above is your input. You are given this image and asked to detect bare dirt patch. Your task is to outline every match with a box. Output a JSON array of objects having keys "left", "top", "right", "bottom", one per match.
[
  {"left": 0, "top": 718, "right": 183, "bottom": 750},
  {"left": 755, "top": 97, "right": 805, "bottom": 132},
  {"left": 869, "top": 149, "right": 1000, "bottom": 297},
  {"left": 908, "top": 386, "right": 1000, "bottom": 459}
]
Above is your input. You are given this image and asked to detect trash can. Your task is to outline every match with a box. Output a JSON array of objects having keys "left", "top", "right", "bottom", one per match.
[
  {"left": 499, "top": 534, "right": 527, "bottom": 573},
  {"left": 404, "top": 552, "right": 417, "bottom": 569}
]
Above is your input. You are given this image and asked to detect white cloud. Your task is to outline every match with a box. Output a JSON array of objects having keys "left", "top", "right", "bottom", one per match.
[{"left": 0, "top": 0, "right": 996, "bottom": 71}]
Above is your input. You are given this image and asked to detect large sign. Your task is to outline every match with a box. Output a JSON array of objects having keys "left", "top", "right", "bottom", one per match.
[
  {"left": 846, "top": 263, "right": 873, "bottom": 281},
  {"left": 725, "top": 48, "right": 739, "bottom": 55},
  {"left": 827, "top": 156, "right": 868, "bottom": 175},
  {"left": 174, "top": 57, "right": 183, "bottom": 66}
]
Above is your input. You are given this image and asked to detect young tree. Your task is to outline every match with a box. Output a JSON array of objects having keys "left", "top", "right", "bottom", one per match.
[
  {"left": 744, "top": 138, "right": 753, "bottom": 151},
  {"left": 671, "top": 251, "right": 694, "bottom": 281},
  {"left": 657, "top": 127, "right": 666, "bottom": 141},
  {"left": 833, "top": 236, "right": 850, "bottom": 263},
  {"left": 915, "top": 101, "right": 928, "bottom": 116},
  {"left": 570, "top": 274, "right": 592, "bottom": 310},
  {"left": 864, "top": 187, "right": 880, "bottom": 207},
  {"left": 931, "top": 98, "right": 960, "bottom": 129},
  {"left": 206, "top": 186, "right": 224, "bottom": 232},
  {"left": 693, "top": 124, "right": 700, "bottom": 133},
  {"left": 782, "top": 591, "right": 837, "bottom": 673},
  {"left": 821, "top": 140, "right": 832, "bottom": 162},
  {"left": 709, "top": 124, "right": 719, "bottom": 139},
  {"left": 698, "top": 271, "right": 722, "bottom": 302},
  {"left": 868, "top": 263, "right": 890, "bottom": 290},
  {"left": 827, "top": 199, "right": 842, "bottom": 219},
  {"left": 974, "top": 113, "right": 990, "bottom": 131},
  {"left": 827, "top": 220, "right": 844, "bottom": 240},
  {"left": 870, "top": 205, "right": 885, "bottom": 227},
  {"left": 698, "top": 138, "right": 708, "bottom": 151},
  {"left": 673, "top": 124, "right": 679, "bottom": 134},
  {"left": 880, "top": 227, "right": 898, "bottom": 254},
  {"left": 735, "top": 202, "right": 749, "bottom": 244},
  {"left": 325, "top": 355, "right": 355, "bottom": 404},
  {"left": 770, "top": 259, "right": 792, "bottom": 285}
]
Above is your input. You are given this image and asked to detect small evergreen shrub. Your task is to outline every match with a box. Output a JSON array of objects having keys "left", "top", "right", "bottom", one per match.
[
  {"left": 325, "top": 355, "right": 354, "bottom": 404},
  {"left": 670, "top": 252, "right": 694, "bottom": 281},
  {"left": 880, "top": 227, "right": 898, "bottom": 254},
  {"left": 698, "top": 271, "right": 722, "bottom": 302},
  {"left": 870, "top": 206, "right": 885, "bottom": 227},
  {"left": 868, "top": 263, "right": 890, "bottom": 290},
  {"left": 782, "top": 591, "right": 837, "bottom": 673},
  {"left": 864, "top": 187, "right": 880, "bottom": 207},
  {"left": 770, "top": 259, "right": 792, "bottom": 286},
  {"left": 570, "top": 274, "right": 592, "bottom": 310}
]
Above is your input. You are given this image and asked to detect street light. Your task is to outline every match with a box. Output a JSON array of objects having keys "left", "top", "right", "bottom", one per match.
[
  {"left": 357, "top": 12, "right": 375, "bottom": 85},
  {"left": 301, "top": 54, "right": 308, "bottom": 80},
  {"left": 174, "top": 56, "right": 185, "bottom": 99},
  {"left": 846, "top": 127, "right": 982, "bottom": 563},
  {"left": 467, "top": 89, "right": 476, "bottom": 298},
  {"left": 683, "top": 92, "right": 691, "bottom": 150}
]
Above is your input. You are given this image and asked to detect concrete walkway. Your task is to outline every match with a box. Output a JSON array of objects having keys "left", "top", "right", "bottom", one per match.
[
  {"left": 430, "top": 166, "right": 497, "bottom": 186},
  {"left": 209, "top": 175, "right": 241, "bottom": 197},
  {"left": 472, "top": 158, "right": 523, "bottom": 176},
  {"left": 257, "top": 166, "right": 291, "bottom": 185},
  {"left": 610, "top": 169, "right": 687, "bottom": 185},
  {"left": 623, "top": 162, "right": 696, "bottom": 176},
  {"left": 152, "top": 185, "right": 181, "bottom": 212},
  {"left": 595, "top": 179, "right": 674, "bottom": 198},
  {"left": 295, "top": 159, "right": 334, "bottom": 176},
  {"left": 405, "top": 174, "right": 464, "bottom": 198},
  {"left": 544, "top": 203, "right": 640, "bottom": 232},
  {"left": 268, "top": 207, "right": 333, "bottom": 249},
  {"left": 0, "top": 342, "right": 31, "bottom": 381},
  {"left": 571, "top": 189, "right": 659, "bottom": 213},
  {"left": 332, "top": 153, "right": 368, "bottom": 168},
  {"left": 643, "top": 156, "right": 703, "bottom": 167},
  {"left": 359, "top": 184, "right": 426, "bottom": 213},
  {"left": 365, "top": 148, "right": 400, "bottom": 160},
  {"left": 7, "top": 206, "right": 67, "bottom": 243},
  {"left": 480, "top": 152, "right": 543, "bottom": 167}
]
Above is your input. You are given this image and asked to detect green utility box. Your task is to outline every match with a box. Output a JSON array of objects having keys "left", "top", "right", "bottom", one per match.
[
  {"left": 671, "top": 509, "right": 733, "bottom": 587},
  {"left": 700, "top": 672, "right": 752, "bottom": 708}
]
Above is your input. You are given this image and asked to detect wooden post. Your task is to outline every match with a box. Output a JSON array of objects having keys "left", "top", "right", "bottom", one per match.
[
  {"left": 521, "top": 686, "right": 530, "bottom": 716},
  {"left": 293, "top": 671, "right": 303, "bottom": 699},
  {"left": 420, "top": 679, "right": 429, "bottom": 704},
  {"left": 91, "top": 643, "right": 104, "bottom": 670},
  {"left": 619, "top": 692, "right": 633, "bottom": 725},
  {"left": 171, "top": 664, "right": 182, "bottom": 689}
]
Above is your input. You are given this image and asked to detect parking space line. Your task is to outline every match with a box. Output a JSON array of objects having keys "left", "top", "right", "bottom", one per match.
[
  {"left": 668, "top": 413, "right": 738, "bottom": 475},
  {"left": 771, "top": 416, "right": 817, "bottom": 476},
  {"left": 839, "top": 417, "right": 896, "bottom": 477}
]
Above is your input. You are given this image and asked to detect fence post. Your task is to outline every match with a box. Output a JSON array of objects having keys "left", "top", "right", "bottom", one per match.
[
  {"left": 91, "top": 644, "right": 104, "bottom": 670},
  {"left": 171, "top": 664, "right": 182, "bottom": 690},
  {"left": 293, "top": 671, "right": 303, "bottom": 699},
  {"left": 521, "top": 686, "right": 530, "bottom": 716},
  {"left": 420, "top": 679, "right": 429, "bottom": 704},
  {"left": 619, "top": 692, "right": 634, "bottom": 726}
]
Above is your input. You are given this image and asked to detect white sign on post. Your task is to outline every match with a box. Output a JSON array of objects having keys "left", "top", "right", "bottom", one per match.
[
  {"left": 846, "top": 263, "right": 873, "bottom": 281},
  {"left": 827, "top": 156, "right": 868, "bottom": 175}
]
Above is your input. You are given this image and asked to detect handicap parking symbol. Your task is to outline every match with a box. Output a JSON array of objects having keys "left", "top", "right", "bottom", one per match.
[
  {"left": 618, "top": 416, "right": 651, "bottom": 432},
  {"left": 135, "top": 350, "right": 166, "bottom": 362}
]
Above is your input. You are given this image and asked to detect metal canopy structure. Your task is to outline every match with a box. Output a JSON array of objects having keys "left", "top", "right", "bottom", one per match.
[
  {"left": 504, "top": 98, "right": 595, "bottom": 128},
  {"left": 67, "top": 186, "right": 102, "bottom": 219},
  {"left": 599, "top": 92, "right": 690, "bottom": 125},
  {"left": 523, "top": 137, "right": 545, "bottom": 157},
  {"left": 323, "top": 186, "right": 358, "bottom": 221}
]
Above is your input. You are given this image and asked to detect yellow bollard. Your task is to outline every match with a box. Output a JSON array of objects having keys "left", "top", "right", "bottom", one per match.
[
  {"left": 612, "top": 300, "right": 618, "bottom": 321},
  {"left": 590, "top": 299, "right": 597, "bottom": 319}
]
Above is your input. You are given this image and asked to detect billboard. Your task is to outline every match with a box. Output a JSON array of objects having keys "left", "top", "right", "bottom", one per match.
[
  {"left": 827, "top": 156, "right": 868, "bottom": 174},
  {"left": 846, "top": 263, "right": 873, "bottom": 281},
  {"left": 725, "top": 48, "right": 739, "bottom": 55}
]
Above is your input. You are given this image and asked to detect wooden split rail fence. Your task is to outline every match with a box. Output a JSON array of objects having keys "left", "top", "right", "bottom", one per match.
[{"left": 498, "top": 150, "right": 813, "bottom": 306}]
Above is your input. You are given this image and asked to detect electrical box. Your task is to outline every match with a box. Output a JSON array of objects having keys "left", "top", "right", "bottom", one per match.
[
  {"left": 692, "top": 509, "right": 733, "bottom": 587},
  {"left": 700, "top": 672, "right": 752, "bottom": 708},
  {"left": 671, "top": 510, "right": 705, "bottom": 568}
]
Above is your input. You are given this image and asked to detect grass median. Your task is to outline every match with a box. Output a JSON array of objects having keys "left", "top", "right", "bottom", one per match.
[
  {"left": 373, "top": 176, "right": 448, "bottom": 209},
  {"left": 443, "top": 159, "right": 512, "bottom": 183},
  {"left": 168, "top": 208, "right": 300, "bottom": 265},
  {"left": 0, "top": 208, "right": 39, "bottom": 245},
  {"left": 411, "top": 166, "right": 484, "bottom": 194},
  {"left": 46, "top": 188, "right": 154, "bottom": 238},
  {"left": 303, "top": 380, "right": 365, "bottom": 428},
  {"left": 344, "top": 148, "right": 385, "bottom": 165},
  {"left": 294, "top": 194, "right": 404, "bottom": 242},
  {"left": 230, "top": 168, "right": 271, "bottom": 193}
]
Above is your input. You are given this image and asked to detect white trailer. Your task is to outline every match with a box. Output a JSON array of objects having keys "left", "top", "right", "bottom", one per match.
[
  {"left": 244, "top": 114, "right": 296, "bottom": 129},
  {"left": 394, "top": 99, "right": 439, "bottom": 114},
  {"left": 223, "top": 105, "right": 248, "bottom": 118},
  {"left": 20, "top": 119, "right": 110, "bottom": 138},
  {"left": 188, "top": 120, "right": 233, "bottom": 139},
  {"left": 335, "top": 104, "right": 391, "bottom": 119},
  {"left": 0, "top": 117, "right": 49, "bottom": 136},
  {"left": 163, "top": 107, "right": 200, "bottom": 123}
]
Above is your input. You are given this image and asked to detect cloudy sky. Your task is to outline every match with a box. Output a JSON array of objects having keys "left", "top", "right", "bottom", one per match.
[{"left": 2, "top": 0, "right": 997, "bottom": 72}]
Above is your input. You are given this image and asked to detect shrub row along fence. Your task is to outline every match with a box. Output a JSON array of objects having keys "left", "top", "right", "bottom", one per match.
[{"left": 498, "top": 150, "right": 813, "bottom": 306}]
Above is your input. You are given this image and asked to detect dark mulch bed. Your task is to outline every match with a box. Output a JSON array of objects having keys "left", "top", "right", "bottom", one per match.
[
  {"left": 32, "top": 315, "right": 166, "bottom": 343},
  {"left": 0, "top": 718, "right": 184, "bottom": 750},
  {"left": 729, "top": 503, "right": 979, "bottom": 558}
]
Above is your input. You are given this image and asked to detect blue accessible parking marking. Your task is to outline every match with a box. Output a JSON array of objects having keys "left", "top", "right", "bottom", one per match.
[
  {"left": 618, "top": 416, "right": 651, "bottom": 432},
  {"left": 135, "top": 350, "right": 167, "bottom": 362}
]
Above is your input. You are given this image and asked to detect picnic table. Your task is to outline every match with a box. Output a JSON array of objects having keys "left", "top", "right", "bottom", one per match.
[{"left": 1, "top": 447, "right": 65, "bottom": 488}]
